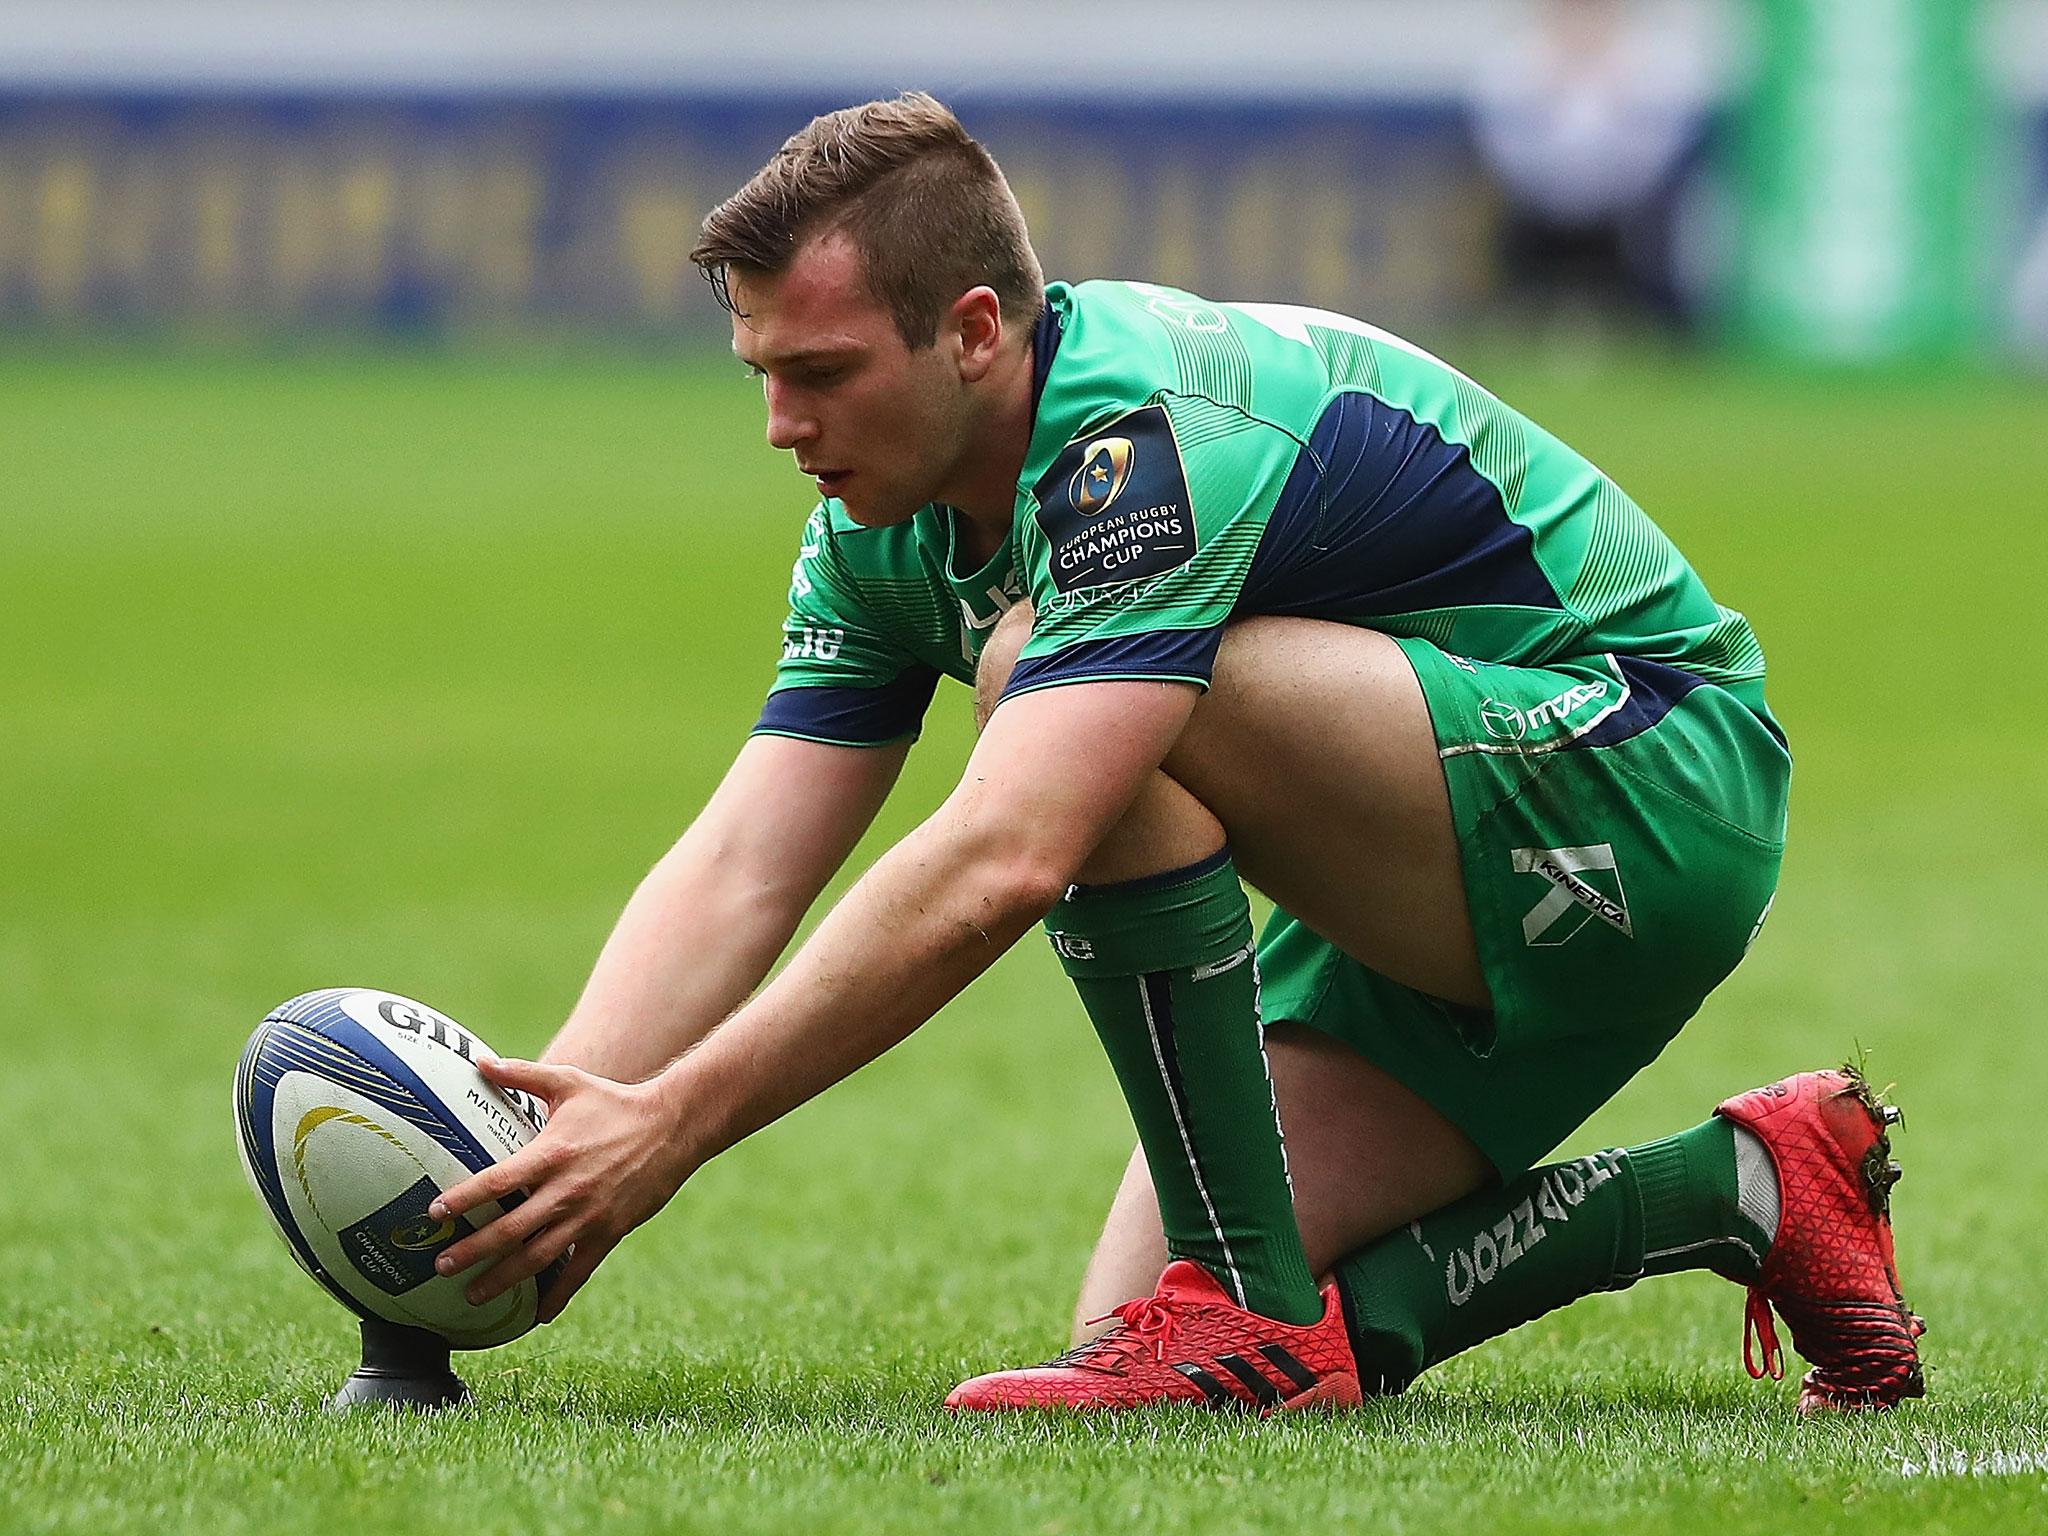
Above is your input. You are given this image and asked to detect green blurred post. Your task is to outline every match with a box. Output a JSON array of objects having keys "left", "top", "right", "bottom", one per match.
[{"left": 1734, "top": 0, "right": 1988, "bottom": 360}]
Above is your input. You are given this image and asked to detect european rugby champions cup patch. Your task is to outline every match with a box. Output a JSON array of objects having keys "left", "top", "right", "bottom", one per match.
[{"left": 1033, "top": 405, "right": 1197, "bottom": 594}]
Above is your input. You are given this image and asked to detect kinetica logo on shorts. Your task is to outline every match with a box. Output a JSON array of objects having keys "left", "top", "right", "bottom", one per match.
[
  {"left": 1034, "top": 405, "right": 1197, "bottom": 593},
  {"left": 1512, "top": 843, "right": 1633, "bottom": 946}
]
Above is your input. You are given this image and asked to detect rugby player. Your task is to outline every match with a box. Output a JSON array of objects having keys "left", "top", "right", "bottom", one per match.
[{"left": 431, "top": 94, "right": 1924, "bottom": 1414}]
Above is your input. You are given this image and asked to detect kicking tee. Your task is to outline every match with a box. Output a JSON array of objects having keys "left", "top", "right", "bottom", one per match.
[{"left": 752, "top": 280, "right": 1777, "bottom": 748}]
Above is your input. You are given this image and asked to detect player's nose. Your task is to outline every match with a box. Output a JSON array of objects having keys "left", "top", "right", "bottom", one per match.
[{"left": 762, "top": 378, "right": 817, "bottom": 452}]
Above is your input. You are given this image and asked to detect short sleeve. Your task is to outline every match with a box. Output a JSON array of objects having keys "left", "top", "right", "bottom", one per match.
[
  {"left": 753, "top": 506, "right": 941, "bottom": 746},
  {"left": 1004, "top": 399, "right": 1299, "bottom": 700}
]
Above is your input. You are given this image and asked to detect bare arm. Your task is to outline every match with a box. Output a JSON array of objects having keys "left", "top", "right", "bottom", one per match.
[
  {"left": 434, "top": 680, "right": 1199, "bottom": 1316},
  {"left": 665, "top": 681, "right": 1195, "bottom": 1161},
  {"left": 541, "top": 731, "right": 909, "bottom": 1083}
]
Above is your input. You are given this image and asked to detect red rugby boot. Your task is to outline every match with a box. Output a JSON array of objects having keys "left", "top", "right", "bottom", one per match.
[
  {"left": 945, "top": 1260, "right": 1363, "bottom": 1414},
  {"left": 1717, "top": 1066, "right": 1927, "bottom": 1412}
]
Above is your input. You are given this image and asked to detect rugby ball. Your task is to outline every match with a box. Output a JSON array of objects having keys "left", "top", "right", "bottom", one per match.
[{"left": 232, "top": 987, "right": 560, "bottom": 1348}]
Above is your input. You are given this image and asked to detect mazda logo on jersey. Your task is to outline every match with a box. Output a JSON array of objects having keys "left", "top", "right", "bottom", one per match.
[
  {"left": 1069, "top": 435, "right": 1133, "bottom": 515},
  {"left": 1034, "top": 405, "right": 1196, "bottom": 594}
]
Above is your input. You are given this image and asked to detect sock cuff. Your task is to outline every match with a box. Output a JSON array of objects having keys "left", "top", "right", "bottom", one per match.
[
  {"left": 1627, "top": 1130, "right": 1705, "bottom": 1261},
  {"left": 1064, "top": 846, "right": 1233, "bottom": 898},
  {"left": 1046, "top": 850, "right": 1251, "bottom": 977}
]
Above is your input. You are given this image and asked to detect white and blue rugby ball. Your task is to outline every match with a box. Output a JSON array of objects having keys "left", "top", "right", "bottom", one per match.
[{"left": 233, "top": 988, "right": 560, "bottom": 1348}]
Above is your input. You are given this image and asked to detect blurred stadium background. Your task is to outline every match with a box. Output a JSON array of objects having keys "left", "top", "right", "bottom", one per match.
[
  {"left": 3, "top": 0, "right": 2047, "bottom": 356},
  {"left": 6, "top": 4, "right": 2047, "bottom": 1532}
]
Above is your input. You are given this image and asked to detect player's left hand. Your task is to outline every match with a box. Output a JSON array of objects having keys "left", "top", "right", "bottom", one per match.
[{"left": 429, "top": 1056, "right": 696, "bottom": 1323}]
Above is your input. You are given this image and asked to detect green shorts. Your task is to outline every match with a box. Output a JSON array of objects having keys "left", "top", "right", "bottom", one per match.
[{"left": 1259, "top": 641, "right": 1791, "bottom": 1179}]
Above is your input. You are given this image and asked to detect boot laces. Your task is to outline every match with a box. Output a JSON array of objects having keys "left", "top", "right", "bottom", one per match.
[
  {"left": 1743, "top": 1286, "right": 1785, "bottom": 1381},
  {"left": 1072, "top": 1294, "right": 1185, "bottom": 1369}
]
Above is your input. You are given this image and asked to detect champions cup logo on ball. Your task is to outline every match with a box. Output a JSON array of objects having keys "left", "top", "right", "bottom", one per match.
[
  {"left": 1069, "top": 435, "right": 1133, "bottom": 515},
  {"left": 390, "top": 1214, "right": 458, "bottom": 1251}
]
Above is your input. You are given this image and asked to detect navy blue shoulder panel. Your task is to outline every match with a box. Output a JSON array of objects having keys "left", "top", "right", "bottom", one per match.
[
  {"left": 1003, "top": 627, "right": 1223, "bottom": 696},
  {"left": 1239, "top": 390, "right": 1560, "bottom": 620},
  {"left": 753, "top": 668, "right": 941, "bottom": 746}
]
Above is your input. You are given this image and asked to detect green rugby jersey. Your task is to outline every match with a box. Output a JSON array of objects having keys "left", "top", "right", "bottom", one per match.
[{"left": 753, "top": 280, "right": 1779, "bottom": 751}]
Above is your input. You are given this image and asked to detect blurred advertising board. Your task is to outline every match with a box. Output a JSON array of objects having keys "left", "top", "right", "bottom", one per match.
[{"left": 0, "top": 94, "right": 1493, "bottom": 338}]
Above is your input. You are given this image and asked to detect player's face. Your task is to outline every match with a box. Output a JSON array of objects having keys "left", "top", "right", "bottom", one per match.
[{"left": 729, "top": 232, "right": 975, "bottom": 527}]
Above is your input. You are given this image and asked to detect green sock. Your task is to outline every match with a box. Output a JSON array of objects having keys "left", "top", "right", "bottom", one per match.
[
  {"left": 1048, "top": 850, "right": 1322, "bottom": 1324},
  {"left": 1633, "top": 1116, "right": 1776, "bottom": 1281},
  {"left": 1335, "top": 1116, "right": 1775, "bottom": 1391}
]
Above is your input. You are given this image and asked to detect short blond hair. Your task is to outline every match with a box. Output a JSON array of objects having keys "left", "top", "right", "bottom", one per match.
[{"left": 691, "top": 92, "right": 1044, "bottom": 348}]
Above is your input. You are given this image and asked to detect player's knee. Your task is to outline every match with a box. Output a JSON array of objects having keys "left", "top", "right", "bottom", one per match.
[{"left": 972, "top": 600, "right": 1035, "bottom": 732}]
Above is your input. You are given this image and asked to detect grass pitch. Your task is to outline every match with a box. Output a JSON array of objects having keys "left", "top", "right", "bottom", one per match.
[{"left": 2, "top": 346, "right": 2044, "bottom": 1534}]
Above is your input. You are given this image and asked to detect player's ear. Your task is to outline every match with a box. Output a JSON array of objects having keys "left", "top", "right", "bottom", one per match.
[{"left": 950, "top": 285, "right": 1004, "bottom": 383}]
